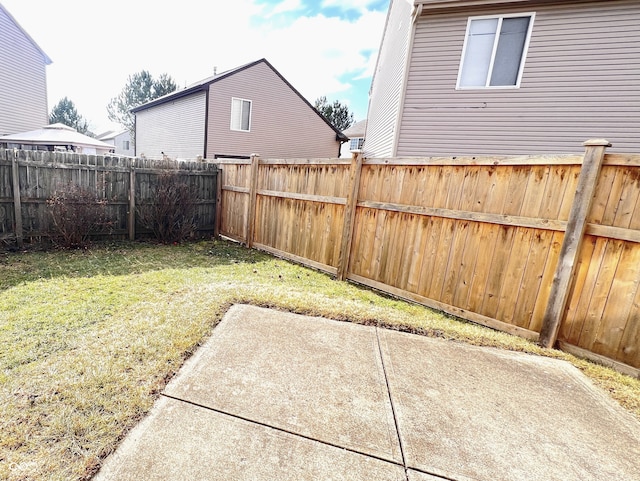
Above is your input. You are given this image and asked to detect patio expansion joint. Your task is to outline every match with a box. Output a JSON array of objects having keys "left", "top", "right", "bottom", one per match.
[
  {"left": 374, "top": 327, "right": 409, "bottom": 481},
  {"left": 160, "top": 392, "right": 405, "bottom": 470},
  {"left": 374, "top": 327, "right": 464, "bottom": 481}
]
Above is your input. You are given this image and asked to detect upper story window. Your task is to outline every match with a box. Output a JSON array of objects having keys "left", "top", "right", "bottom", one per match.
[
  {"left": 349, "top": 137, "right": 364, "bottom": 151},
  {"left": 457, "top": 13, "right": 534, "bottom": 89},
  {"left": 230, "top": 98, "right": 252, "bottom": 131},
  {"left": 123, "top": 140, "right": 130, "bottom": 150}
]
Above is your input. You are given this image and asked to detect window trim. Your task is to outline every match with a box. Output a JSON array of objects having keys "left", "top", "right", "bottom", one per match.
[
  {"left": 230, "top": 97, "right": 252, "bottom": 132},
  {"left": 456, "top": 12, "right": 535, "bottom": 90},
  {"left": 349, "top": 137, "right": 365, "bottom": 151}
]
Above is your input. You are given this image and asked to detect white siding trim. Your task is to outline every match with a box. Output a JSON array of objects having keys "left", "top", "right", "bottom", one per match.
[
  {"left": 364, "top": 0, "right": 414, "bottom": 158},
  {"left": 391, "top": 4, "right": 422, "bottom": 157}
]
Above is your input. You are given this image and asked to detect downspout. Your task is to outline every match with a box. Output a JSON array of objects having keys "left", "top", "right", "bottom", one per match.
[
  {"left": 203, "top": 87, "right": 210, "bottom": 159},
  {"left": 133, "top": 114, "right": 137, "bottom": 157},
  {"left": 391, "top": 2, "right": 422, "bottom": 157}
]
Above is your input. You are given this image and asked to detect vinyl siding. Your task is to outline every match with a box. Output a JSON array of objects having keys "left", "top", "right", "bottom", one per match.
[
  {"left": 207, "top": 62, "right": 340, "bottom": 159},
  {"left": 364, "top": 0, "right": 414, "bottom": 158},
  {"left": 135, "top": 92, "right": 206, "bottom": 159},
  {"left": 397, "top": 0, "right": 640, "bottom": 156},
  {"left": 0, "top": 7, "right": 48, "bottom": 135},
  {"left": 114, "top": 131, "right": 134, "bottom": 156}
]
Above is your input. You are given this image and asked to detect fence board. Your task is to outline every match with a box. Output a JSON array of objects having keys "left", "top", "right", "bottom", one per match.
[{"left": 216, "top": 147, "right": 640, "bottom": 376}]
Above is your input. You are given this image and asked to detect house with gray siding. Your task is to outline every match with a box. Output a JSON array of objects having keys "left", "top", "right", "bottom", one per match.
[
  {"left": 96, "top": 129, "right": 134, "bottom": 156},
  {"left": 366, "top": 0, "right": 640, "bottom": 157},
  {"left": 133, "top": 59, "right": 347, "bottom": 160},
  {"left": 0, "top": 3, "right": 51, "bottom": 136}
]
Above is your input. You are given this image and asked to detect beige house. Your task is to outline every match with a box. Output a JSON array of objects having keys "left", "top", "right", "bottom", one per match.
[
  {"left": 133, "top": 59, "right": 347, "bottom": 160},
  {"left": 365, "top": 0, "right": 640, "bottom": 157},
  {"left": 0, "top": 3, "right": 51, "bottom": 136}
]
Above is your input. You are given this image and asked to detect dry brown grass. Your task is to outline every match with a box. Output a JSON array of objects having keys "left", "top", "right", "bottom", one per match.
[{"left": 0, "top": 240, "right": 638, "bottom": 480}]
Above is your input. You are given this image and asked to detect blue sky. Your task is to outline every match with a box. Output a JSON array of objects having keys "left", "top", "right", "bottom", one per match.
[{"left": 2, "top": 0, "right": 389, "bottom": 133}]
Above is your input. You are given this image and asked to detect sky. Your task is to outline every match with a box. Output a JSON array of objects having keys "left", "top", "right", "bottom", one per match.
[{"left": 2, "top": 0, "right": 389, "bottom": 134}]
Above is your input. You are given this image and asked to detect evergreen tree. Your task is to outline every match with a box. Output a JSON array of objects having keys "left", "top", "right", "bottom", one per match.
[
  {"left": 107, "top": 71, "right": 177, "bottom": 139},
  {"left": 49, "top": 97, "right": 92, "bottom": 135},
  {"left": 314, "top": 96, "right": 355, "bottom": 132}
]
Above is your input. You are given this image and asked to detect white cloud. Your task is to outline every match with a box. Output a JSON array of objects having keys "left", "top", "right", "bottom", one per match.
[
  {"left": 269, "top": 0, "right": 304, "bottom": 16},
  {"left": 321, "top": 0, "right": 384, "bottom": 12}
]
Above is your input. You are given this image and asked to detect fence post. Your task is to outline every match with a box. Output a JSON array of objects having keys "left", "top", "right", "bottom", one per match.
[
  {"left": 11, "top": 150, "right": 23, "bottom": 247},
  {"left": 128, "top": 167, "right": 136, "bottom": 241},
  {"left": 337, "top": 152, "right": 364, "bottom": 281},
  {"left": 246, "top": 153, "right": 260, "bottom": 248},
  {"left": 214, "top": 165, "right": 222, "bottom": 239},
  {"left": 538, "top": 139, "right": 611, "bottom": 348}
]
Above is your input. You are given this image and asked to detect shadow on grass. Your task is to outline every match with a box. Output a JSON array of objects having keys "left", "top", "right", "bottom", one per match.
[{"left": 0, "top": 239, "right": 269, "bottom": 292}]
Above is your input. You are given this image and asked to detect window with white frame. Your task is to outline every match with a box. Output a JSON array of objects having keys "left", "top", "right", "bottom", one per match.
[
  {"left": 230, "top": 98, "right": 252, "bottom": 131},
  {"left": 349, "top": 137, "right": 364, "bottom": 151},
  {"left": 457, "top": 13, "right": 534, "bottom": 88},
  {"left": 123, "top": 140, "right": 130, "bottom": 150}
]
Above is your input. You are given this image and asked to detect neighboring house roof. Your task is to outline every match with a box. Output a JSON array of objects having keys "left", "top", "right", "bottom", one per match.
[
  {"left": 0, "top": 3, "right": 51, "bottom": 65},
  {"left": 96, "top": 129, "right": 129, "bottom": 142},
  {"left": 343, "top": 120, "right": 367, "bottom": 139},
  {"left": 0, "top": 123, "right": 114, "bottom": 151},
  {"left": 415, "top": 0, "right": 534, "bottom": 8},
  {"left": 131, "top": 58, "right": 348, "bottom": 142}
]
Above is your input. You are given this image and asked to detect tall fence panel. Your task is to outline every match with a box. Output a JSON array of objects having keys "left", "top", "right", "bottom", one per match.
[
  {"left": 216, "top": 144, "right": 640, "bottom": 377},
  {"left": 0, "top": 149, "right": 218, "bottom": 243}
]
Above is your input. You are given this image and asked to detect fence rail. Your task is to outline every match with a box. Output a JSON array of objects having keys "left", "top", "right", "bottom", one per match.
[
  {"left": 216, "top": 142, "right": 640, "bottom": 378},
  {"left": 0, "top": 149, "right": 219, "bottom": 243}
]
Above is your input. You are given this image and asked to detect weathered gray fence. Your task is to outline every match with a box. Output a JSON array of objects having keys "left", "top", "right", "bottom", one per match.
[{"left": 0, "top": 149, "right": 219, "bottom": 245}]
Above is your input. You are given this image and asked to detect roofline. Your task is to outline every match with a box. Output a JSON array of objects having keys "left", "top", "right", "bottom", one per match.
[
  {"left": 259, "top": 59, "right": 348, "bottom": 142},
  {"left": 130, "top": 59, "right": 267, "bottom": 113},
  {"left": 0, "top": 139, "right": 114, "bottom": 149},
  {"left": 413, "top": 0, "right": 584, "bottom": 11},
  {"left": 131, "top": 58, "right": 348, "bottom": 142},
  {"left": 0, "top": 3, "right": 52, "bottom": 64}
]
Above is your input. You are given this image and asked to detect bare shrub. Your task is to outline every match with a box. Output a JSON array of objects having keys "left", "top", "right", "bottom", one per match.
[
  {"left": 47, "top": 184, "right": 112, "bottom": 249},
  {"left": 137, "top": 171, "right": 198, "bottom": 243}
]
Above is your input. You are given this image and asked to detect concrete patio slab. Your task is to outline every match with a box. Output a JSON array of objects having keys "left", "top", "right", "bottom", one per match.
[
  {"left": 95, "top": 304, "right": 640, "bottom": 481},
  {"left": 407, "top": 470, "right": 451, "bottom": 481},
  {"left": 94, "top": 396, "right": 406, "bottom": 481},
  {"left": 378, "top": 328, "right": 640, "bottom": 481},
  {"left": 164, "top": 305, "right": 401, "bottom": 463}
]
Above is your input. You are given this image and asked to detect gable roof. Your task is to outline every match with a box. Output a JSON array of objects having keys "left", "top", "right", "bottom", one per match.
[
  {"left": 0, "top": 3, "right": 52, "bottom": 65},
  {"left": 131, "top": 58, "right": 348, "bottom": 141},
  {"left": 96, "top": 129, "right": 129, "bottom": 142},
  {"left": 343, "top": 120, "right": 367, "bottom": 138}
]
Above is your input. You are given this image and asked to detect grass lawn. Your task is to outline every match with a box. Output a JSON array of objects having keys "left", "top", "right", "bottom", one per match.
[{"left": 1, "top": 239, "right": 639, "bottom": 480}]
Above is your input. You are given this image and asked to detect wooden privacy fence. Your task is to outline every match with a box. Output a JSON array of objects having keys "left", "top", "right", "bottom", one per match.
[
  {"left": 0, "top": 149, "right": 219, "bottom": 244},
  {"left": 217, "top": 141, "right": 640, "bottom": 378}
]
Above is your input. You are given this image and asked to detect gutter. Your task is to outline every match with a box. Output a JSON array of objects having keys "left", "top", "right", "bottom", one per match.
[{"left": 414, "top": 0, "right": 542, "bottom": 12}]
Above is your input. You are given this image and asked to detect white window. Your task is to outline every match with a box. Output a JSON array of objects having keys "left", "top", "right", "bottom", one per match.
[
  {"left": 349, "top": 137, "right": 364, "bottom": 151},
  {"left": 123, "top": 140, "right": 130, "bottom": 150},
  {"left": 457, "top": 13, "right": 534, "bottom": 89},
  {"left": 230, "top": 98, "right": 252, "bottom": 131}
]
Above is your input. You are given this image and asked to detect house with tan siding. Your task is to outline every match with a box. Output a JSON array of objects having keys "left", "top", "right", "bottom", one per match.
[
  {"left": 365, "top": 0, "right": 640, "bottom": 157},
  {"left": 133, "top": 59, "right": 347, "bottom": 160},
  {"left": 0, "top": 3, "right": 51, "bottom": 136}
]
